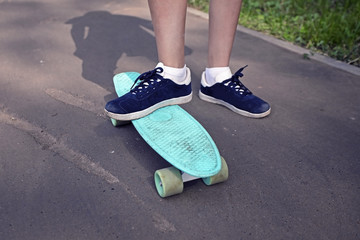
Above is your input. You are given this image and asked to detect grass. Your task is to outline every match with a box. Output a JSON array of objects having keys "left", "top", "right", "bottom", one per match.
[{"left": 188, "top": 0, "right": 360, "bottom": 67}]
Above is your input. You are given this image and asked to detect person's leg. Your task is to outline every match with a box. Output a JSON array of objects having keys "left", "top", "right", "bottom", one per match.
[
  {"left": 104, "top": 0, "right": 192, "bottom": 121},
  {"left": 148, "top": 0, "right": 187, "bottom": 68},
  {"left": 200, "top": 0, "right": 271, "bottom": 118},
  {"left": 207, "top": 0, "right": 242, "bottom": 68},
  {"left": 205, "top": 0, "right": 242, "bottom": 85}
]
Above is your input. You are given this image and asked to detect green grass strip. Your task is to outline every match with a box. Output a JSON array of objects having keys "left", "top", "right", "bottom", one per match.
[{"left": 188, "top": 0, "right": 360, "bottom": 67}]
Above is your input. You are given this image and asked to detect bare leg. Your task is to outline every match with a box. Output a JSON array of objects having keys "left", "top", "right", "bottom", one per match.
[
  {"left": 208, "top": 0, "right": 242, "bottom": 68},
  {"left": 148, "top": 0, "right": 187, "bottom": 68}
]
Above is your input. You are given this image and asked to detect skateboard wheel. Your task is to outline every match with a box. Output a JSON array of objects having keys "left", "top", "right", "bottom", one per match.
[
  {"left": 111, "top": 118, "right": 130, "bottom": 127},
  {"left": 154, "top": 167, "right": 183, "bottom": 198},
  {"left": 202, "top": 156, "right": 228, "bottom": 186}
]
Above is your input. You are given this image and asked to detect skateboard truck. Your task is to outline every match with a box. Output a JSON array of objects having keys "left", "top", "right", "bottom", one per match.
[{"left": 154, "top": 157, "right": 228, "bottom": 198}]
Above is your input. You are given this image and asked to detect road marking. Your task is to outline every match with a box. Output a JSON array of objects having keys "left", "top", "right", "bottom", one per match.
[
  {"left": 0, "top": 108, "right": 118, "bottom": 184},
  {"left": 45, "top": 88, "right": 106, "bottom": 118},
  {"left": 0, "top": 107, "right": 176, "bottom": 232}
]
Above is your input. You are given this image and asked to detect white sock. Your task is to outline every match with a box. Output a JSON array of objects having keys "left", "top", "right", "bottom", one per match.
[
  {"left": 205, "top": 67, "right": 232, "bottom": 86},
  {"left": 156, "top": 62, "right": 187, "bottom": 84}
]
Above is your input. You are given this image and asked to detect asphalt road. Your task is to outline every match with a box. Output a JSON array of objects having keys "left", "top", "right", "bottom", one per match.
[{"left": 1, "top": 0, "right": 359, "bottom": 239}]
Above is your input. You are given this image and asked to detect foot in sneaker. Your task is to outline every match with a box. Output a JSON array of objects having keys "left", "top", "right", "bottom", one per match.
[
  {"left": 199, "top": 65, "right": 271, "bottom": 118},
  {"left": 105, "top": 65, "right": 192, "bottom": 121}
]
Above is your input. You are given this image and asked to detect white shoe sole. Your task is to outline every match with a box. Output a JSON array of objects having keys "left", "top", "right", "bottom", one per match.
[
  {"left": 105, "top": 93, "right": 193, "bottom": 121},
  {"left": 199, "top": 91, "right": 270, "bottom": 118}
]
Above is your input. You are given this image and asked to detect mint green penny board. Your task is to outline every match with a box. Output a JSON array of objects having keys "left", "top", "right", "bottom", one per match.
[{"left": 112, "top": 72, "right": 228, "bottom": 197}]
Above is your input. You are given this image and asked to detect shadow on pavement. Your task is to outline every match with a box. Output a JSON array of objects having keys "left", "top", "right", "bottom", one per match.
[
  {"left": 66, "top": 11, "right": 192, "bottom": 92},
  {"left": 66, "top": 11, "right": 194, "bottom": 176}
]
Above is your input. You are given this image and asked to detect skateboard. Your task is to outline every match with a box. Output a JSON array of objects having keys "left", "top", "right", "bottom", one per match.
[{"left": 110, "top": 72, "right": 228, "bottom": 197}]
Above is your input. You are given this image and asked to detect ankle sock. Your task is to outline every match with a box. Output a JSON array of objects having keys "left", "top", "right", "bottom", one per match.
[
  {"left": 205, "top": 67, "right": 232, "bottom": 86},
  {"left": 156, "top": 62, "right": 187, "bottom": 84}
]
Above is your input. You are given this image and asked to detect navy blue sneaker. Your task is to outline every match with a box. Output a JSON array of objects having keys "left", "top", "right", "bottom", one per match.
[
  {"left": 105, "top": 67, "right": 192, "bottom": 121},
  {"left": 199, "top": 65, "right": 271, "bottom": 118}
]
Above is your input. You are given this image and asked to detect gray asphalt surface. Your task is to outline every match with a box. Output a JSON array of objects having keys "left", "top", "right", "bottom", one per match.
[{"left": 1, "top": 0, "right": 359, "bottom": 239}]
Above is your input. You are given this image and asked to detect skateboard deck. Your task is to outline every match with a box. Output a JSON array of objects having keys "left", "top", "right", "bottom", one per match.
[{"left": 111, "top": 72, "right": 228, "bottom": 197}]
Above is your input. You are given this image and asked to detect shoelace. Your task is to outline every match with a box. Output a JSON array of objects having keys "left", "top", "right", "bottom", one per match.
[
  {"left": 223, "top": 65, "right": 252, "bottom": 95},
  {"left": 130, "top": 67, "right": 164, "bottom": 94}
]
